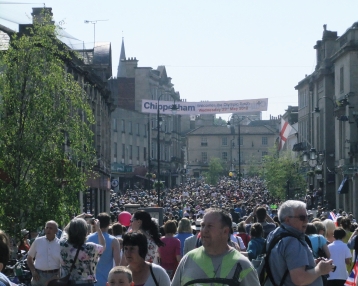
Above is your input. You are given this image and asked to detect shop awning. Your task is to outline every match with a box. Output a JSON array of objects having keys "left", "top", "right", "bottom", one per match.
[{"left": 135, "top": 175, "right": 151, "bottom": 180}]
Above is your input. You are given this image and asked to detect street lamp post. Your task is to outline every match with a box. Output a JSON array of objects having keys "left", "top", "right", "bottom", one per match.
[
  {"left": 302, "top": 148, "right": 325, "bottom": 201},
  {"left": 156, "top": 93, "right": 178, "bottom": 206},
  {"left": 313, "top": 96, "right": 336, "bottom": 204},
  {"left": 227, "top": 115, "right": 248, "bottom": 187}
]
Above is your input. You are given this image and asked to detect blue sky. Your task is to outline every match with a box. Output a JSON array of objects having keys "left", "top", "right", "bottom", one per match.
[{"left": 1, "top": 0, "right": 358, "bottom": 120}]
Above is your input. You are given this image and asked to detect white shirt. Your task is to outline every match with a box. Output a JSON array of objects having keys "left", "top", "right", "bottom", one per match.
[
  {"left": 230, "top": 234, "right": 246, "bottom": 250},
  {"left": 28, "top": 236, "right": 61, "bottom": 271},
  {"left": 327, "top": 240, "right": 352, "bottom": 280}
]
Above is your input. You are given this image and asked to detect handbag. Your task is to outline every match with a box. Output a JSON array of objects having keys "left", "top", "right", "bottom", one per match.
[
  {"left": 48, "top": 246, "right": 81, "bottom": 286},
  {"left": 252, "top": 254, "right": 266, "bottom": 284},
  {"left": 317, "top": 236, "right": 327, "bottom": 258}
]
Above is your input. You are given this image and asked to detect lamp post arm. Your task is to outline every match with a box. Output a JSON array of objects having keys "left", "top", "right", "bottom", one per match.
[{"left": 315, "top": 96, "right": 336, "bottom": 111}]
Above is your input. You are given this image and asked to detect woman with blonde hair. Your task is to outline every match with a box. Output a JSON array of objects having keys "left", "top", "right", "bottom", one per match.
[
  {"left": 322, "top": 219, "right": 336, "bottom": 244},
  {"left": 174, "top": 218, "right": 193, "bottom": 256}
]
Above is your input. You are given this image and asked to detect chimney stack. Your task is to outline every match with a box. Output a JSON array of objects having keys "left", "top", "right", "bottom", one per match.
[{"left": 31, "top": 7, "right": 54, "bottom": 25}]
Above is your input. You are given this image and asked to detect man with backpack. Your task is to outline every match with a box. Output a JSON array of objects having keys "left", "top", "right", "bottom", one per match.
[
  {"left": 172, "top": 208, "right": 260, "bottom": 286},
  {"left": 264, "top": 200, "right": 335, "bottom": 286}
]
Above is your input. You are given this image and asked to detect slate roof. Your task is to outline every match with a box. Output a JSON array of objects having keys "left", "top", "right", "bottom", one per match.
[{"left": 93, "top": 42, "right": 112, "bottom": 66}]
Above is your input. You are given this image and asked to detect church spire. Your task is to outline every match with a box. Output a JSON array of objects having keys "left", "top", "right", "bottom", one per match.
[
  {"left": 120, "top": 37, "right": 126, "bottom": 61},
  {"left": 117, "top": 37, "right": 127, "bottom": 77}
]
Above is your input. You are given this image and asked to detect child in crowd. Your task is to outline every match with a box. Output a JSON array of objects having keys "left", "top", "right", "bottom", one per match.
[{"left": 107, "top": 266, "right": 134, "bottom": 286}]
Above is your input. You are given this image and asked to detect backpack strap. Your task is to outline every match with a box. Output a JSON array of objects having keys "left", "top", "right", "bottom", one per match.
[
  {"left": 149, "top": 264, "right": 159, "bottom": 286},
  {"left": 183, "top": 262, "right": 242, "bottom": 286},
  {"left": 265, "top": 231, "right": 310, "bottom": 286},
  {"left": 195, "top": 236, "right": 202, "bottom": 248}
]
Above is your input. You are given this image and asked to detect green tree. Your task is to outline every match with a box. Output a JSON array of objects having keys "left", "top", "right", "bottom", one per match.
[
  {"left": 203, "top": 157, "right": 224, "bottom": 185},
  {"left": 246, "top": 154, "right": 261, "bottom": 176},
  {"left": 261, "top": 148, "right": 305, "bottom": 199},
  {"left": 0, "top": 12, "right": 95, "bottom": 239},
  {"left": 214, "top": 116, "right": 227, "bottom": 126}
]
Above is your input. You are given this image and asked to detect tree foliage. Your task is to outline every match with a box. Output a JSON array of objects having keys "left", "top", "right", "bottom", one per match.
[
  {"left": 0, "top": 13, "right": 95, "bottom": 239},
  {"left": 260, "top": 148, "right": 306, "bottom": 199},
  {"left": 214, "top": 116, "right": 227, "bottom": 126},
  {"left": 245, "top": 154, "right": 262, "bottom": 177},
  {"left": 204, "top": 157, "right": 224, "bottom": 185}
]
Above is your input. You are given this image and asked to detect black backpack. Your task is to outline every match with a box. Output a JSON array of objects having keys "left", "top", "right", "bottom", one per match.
[{"left": 259, "top": 231, "right": 312, "bottom": 286}]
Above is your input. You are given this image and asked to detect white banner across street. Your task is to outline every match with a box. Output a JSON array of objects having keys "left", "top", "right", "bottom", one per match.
[{"left": 141, "top": 98, "right": 268, "bottom": 115}]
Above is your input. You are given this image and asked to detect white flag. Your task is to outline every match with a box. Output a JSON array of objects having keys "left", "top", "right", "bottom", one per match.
[{"left": 279, "top": 118, "right": 293, "bottom": 150}]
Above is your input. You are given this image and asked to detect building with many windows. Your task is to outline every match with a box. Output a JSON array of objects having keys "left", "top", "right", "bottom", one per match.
[
  {"left": 186, "top": 121, "right": 278, "bottom": 178},
  {"left": 295, "top": 23, "right": 358, "bottom": 212},
  {"left": 109, "top": 39, "right": 182, "bottom": 191},
  {"left": 110, "top": 108, "right": 149, "bottom": 191}
]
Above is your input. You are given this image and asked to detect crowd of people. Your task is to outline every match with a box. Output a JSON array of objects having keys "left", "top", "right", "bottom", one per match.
[
  {"left": 0, "top": 176, "right": 357, "bottom": 285},
  {"left": 112, "top": 176, "right": 281, "bottom": 224}
]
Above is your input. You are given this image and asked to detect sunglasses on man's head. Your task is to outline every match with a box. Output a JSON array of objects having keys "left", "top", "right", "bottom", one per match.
[{"left": 288, "top": 215, "right": 308, "bottom": 221}]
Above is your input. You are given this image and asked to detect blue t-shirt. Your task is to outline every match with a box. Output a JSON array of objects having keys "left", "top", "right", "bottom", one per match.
[
  {"left": 308, "top": 234, "right": 327, "bottom": 258},
  {"left": 174, "top": 232, "right": 193, "bottom": 256},
  {"left": 87, "top": 232, "right": 116, "bottom": 285},
  {"left": 247, "top": 237, "right": 266, "bottom": 261}
]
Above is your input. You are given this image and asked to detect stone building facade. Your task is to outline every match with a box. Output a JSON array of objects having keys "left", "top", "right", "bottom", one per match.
[
  {"left": 186, "top": 122, "right": 278, "bottom": 177},
  {"left": 295, "top": 23, "right": 358, "bottom": 213},
  {"left": 109, "top": 39, "right": 182, "bottom": 191}
]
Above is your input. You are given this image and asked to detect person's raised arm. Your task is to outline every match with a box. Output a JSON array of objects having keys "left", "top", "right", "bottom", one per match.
[
  {"left": 64, "top": 213, "right": 92, "bottom": 233},
  {"left": 244, "top": 213, "right": 254, "bottom": 224},
  {"left": 93, "top": 219, "right": 106, "bottom": 251},
  {"left": 265, "top": 213, "right": 275, "bottom": 223}
]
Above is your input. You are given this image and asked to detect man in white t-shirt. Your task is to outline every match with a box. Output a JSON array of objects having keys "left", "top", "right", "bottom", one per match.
[{"left": 27, "top": 221, "right": 61, "bottom": 286}]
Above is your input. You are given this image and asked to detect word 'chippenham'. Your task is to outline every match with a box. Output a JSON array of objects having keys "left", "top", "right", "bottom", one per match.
[{"left": 141, "top": 98, "right": 268, "bottom": 115}]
